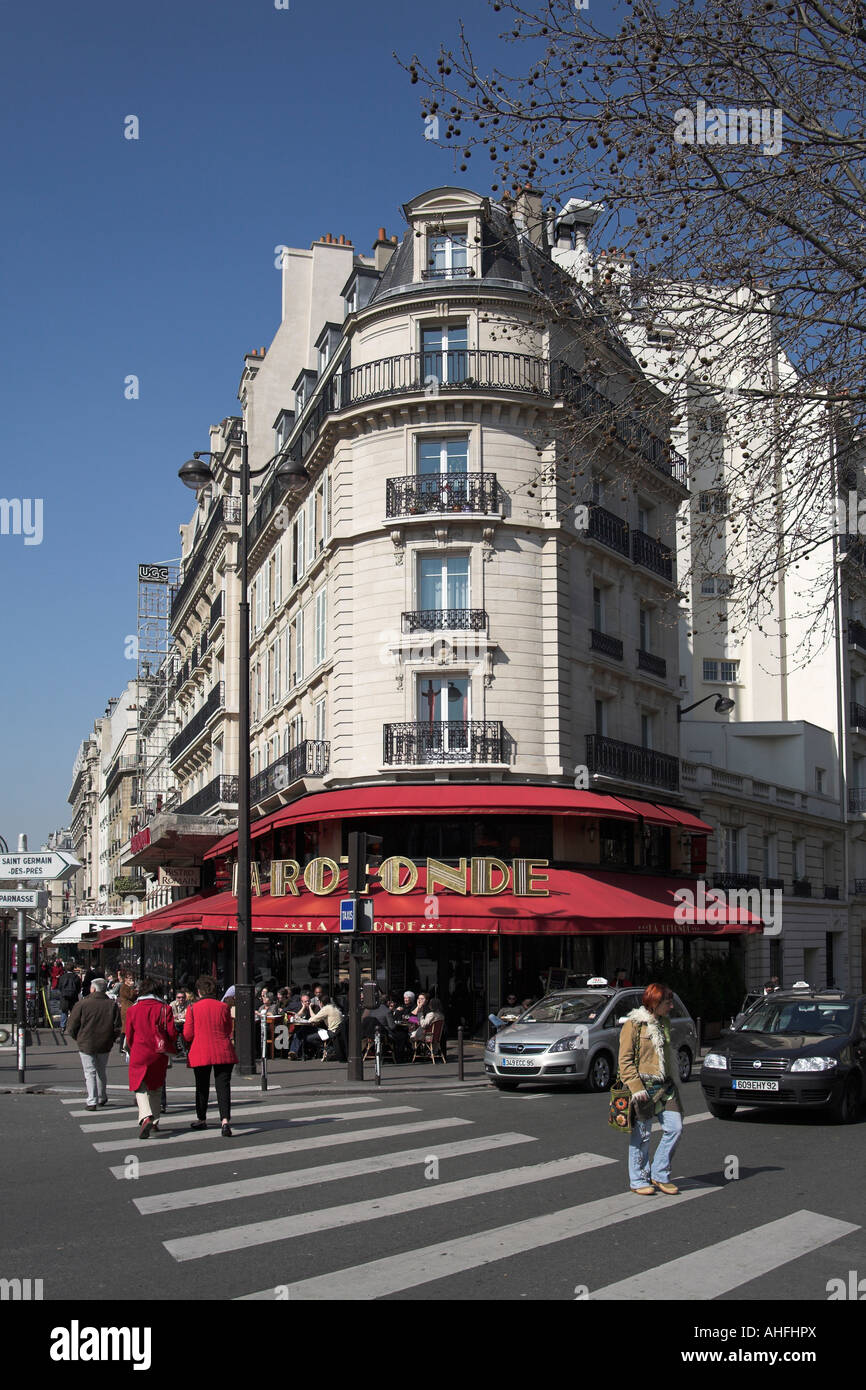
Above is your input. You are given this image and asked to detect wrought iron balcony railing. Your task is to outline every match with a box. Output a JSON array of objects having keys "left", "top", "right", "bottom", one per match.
[
  {"left": 849, "top": 787, "right": 866, "bottom": 813},
  {"left": 712, "top": 873, "right": 761, "bottom": 891},
  {"left": 637, "top": 649, "right": 667, "bottom": 678},
  {"left": 386, "top": 472, "right": 498, "bottom": 518},
  {"left": 402, "top": 609, "right": 488, "bottom": 633},
  {"left": 791, "top": 879, "right": 812, "bottom": 898},
  {"left": 590, "top": 629, "right": 623, "bottom": 660},
  {"left": 170, "top": 497, "right": 242, "bottom": 625},
  {"left": 176, "top": 774, "right": 239, "bottom": 819},
  {"left": 848, "top": 618, "right": 866, "bottom": 651},
  {"left": 246, "top": 351, "right": 687, "bottom": 548},
  {"left": 850, "top": 701, "right": 866, "bottom": 731},
  {"left": 421, "top": 266, "right": 475, "bottom": 280},
  {"left": 764, "top": 878, "right": 785, "bottom": 892},
  {"left": 585, "top": 733, "right": 679, "bottom": 791},
  {"left": 113, "top": 876, "right": 146, "bottom": 895},
  {"left": 632, "top": 530, "right": 674, "bottom": 581},
  {"left": 383, "top": 721, "right": 505, "bottom": 765},
  {"left": 170, "top": 682, "right": 225, "bottom": 763},
  {"left": 852, "top": 879, "right": 866, "bottom": 895},
  {"left": 823, "top": 885, "right": 840, "bottom": 899},
  {"left": 587, "top": 505, "right": 630, "bottom": 557},
  {"left": 250, "top": 741, "right": 330, "bottom": 805}
]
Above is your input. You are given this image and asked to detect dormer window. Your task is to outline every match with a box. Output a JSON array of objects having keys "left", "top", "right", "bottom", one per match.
[
  {"left": 293, "top": 369, "right": 318, "bottom": 417},
  {"left": 273, "top": 408, "right": 294, "bottom": 455},
  {"left": 425, "top": 231, "right": 470, "bottom": 280},
  {"left": 315, "top": 323, "right": 342, "bottom": 374},
  {"left": 345, "top": 285, "right": 358, "bottom": 316}
]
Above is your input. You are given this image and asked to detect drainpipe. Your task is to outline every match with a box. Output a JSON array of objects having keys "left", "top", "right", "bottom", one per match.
[{"left": 828, "top": 407, "right": 851, "bottom": 985}]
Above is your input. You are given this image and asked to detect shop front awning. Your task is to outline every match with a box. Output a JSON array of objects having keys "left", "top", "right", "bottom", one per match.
[
  {"left": 204, "top": 785, "right": 713, "bottom": 858},
  {"left": 53, "top": 917, "right": 137, "bottom": 946},
  {"left": 133, "top": 871, "right": 761, "bottom": 937}
]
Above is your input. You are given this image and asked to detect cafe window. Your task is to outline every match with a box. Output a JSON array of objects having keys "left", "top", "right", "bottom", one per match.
[
  {"left": 641, "top": 825, "right": 671, "bottom": 871},
  {"left": 599, "top": 818, "right": 634, "bottom": 869}
]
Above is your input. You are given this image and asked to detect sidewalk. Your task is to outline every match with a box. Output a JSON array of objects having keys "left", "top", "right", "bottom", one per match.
[{"left": 0, "top": 1029, "right": 490, "bottom": 1098}]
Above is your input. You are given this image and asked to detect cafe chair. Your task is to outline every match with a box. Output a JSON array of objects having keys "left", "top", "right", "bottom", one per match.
[{"left": 412, "top": 1019, "right": 445, "bottom": 1064}]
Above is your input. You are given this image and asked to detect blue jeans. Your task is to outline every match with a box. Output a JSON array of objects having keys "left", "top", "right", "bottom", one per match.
[{"left": 628, "top": 1106, "right": 683, "bottom": 1188}]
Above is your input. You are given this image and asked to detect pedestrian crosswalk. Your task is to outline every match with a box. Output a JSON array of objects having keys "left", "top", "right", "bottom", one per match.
[{"left": 61, "top": 1089, "right": 861, "bottom": 1301}]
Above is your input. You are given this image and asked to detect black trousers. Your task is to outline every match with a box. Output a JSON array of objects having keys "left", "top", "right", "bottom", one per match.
[{"left": 193, "top": 1063, "right": 233, "bottom": 1121}]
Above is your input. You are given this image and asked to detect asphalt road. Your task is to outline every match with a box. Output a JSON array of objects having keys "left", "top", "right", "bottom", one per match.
[{"left": 2, "top": 1074, "right": 865, "bottom": 1306}]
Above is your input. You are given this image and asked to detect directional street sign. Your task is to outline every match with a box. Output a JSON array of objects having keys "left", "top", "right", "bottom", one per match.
[
  {"left": 0, "top": 890, "right": 48, "bottom": 909},
  {"left": 0, "top": 852, "right": 81, "bottom": 881}
]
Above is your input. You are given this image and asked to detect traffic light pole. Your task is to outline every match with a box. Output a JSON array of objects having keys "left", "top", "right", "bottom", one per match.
[
  {"left": 346, "top": 831, "right": 368, "bottom": 1082},
  {"left": 16, "top": 833, "right": 26, "bottom": 1084}
]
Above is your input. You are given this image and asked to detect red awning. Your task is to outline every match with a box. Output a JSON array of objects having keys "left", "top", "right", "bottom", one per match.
[
  {"left": 204, "top": 785, "right": 712, "bottom": 858},
  {"left": 174, "top": 870, "right": 760, "bottom": 936},
  {"left": 85, "top": 924, "right": 136, "bottom": 946}
]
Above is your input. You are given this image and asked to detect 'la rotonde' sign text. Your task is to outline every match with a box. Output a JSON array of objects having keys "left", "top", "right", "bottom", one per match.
[{"left": 232, "top": 856, "right": 551, "bottom": 899}]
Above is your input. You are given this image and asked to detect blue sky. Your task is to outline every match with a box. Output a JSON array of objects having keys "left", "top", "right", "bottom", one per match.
[{"left": 0, "top": 0, "right": 511, "bottom": 848}]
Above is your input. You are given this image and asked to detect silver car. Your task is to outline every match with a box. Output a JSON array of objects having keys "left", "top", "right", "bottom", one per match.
[{"left": 484, "top": 988, "right": 698, "bottom": 1092}]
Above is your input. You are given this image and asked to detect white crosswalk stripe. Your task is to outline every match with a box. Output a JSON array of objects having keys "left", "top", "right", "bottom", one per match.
[
  {"left": 165, "top": 1153, "right": 616, "bottom": 1261},
  {"left": 107, "top": 1115, "right": 472, "bottom": 1177},
  {"left": 59, "top": 1085, "right": 275, "bottom": 1101},
  {"left": 590, "top": 1211, "right": 860, "bottom": 1299},
  {"left": 133, "top": 1132, "right": 539, "bottom": 1214},
  {"left": 93, "top": 1105, "right": 417, "bottom": 1152},
  {"left": 59, "top": 1088, "right": 855, "bottom": 1303},
  {"left": 238, "top": 1182, "right": 720, "bottom": 1299},
  {"left": 75, "top": 1096, "right": 394, "bottom": 1131}
]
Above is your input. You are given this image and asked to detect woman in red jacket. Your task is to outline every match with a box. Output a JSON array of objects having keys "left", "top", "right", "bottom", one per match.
[
  {"left": 183, "top": 975, "right": 238, "bottom": 1137},
  {"left": 125, "top": 977, "right": 177, "bottom": 1140}
]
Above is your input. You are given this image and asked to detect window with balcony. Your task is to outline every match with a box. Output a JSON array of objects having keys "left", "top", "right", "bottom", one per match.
[
  {"left": 254, "top": 575, "right": 263, "bottom": 632},
  {"left": 593, "top": 585, "right": 604, "bottom": 633},
  {"left": 724, "top": 826, "right": 741, "bottom": 874},
  {"left": 254, "top": 661, "right": 262, "bottom": 723},
  {"left": 314, "top": 697, "right": 326, "bottom": 742},
  {"left": 295, "top": 608, "right": 305, "bottom": 684},
  {"left": 639, "top": 606, "right": 652, "bottom": 651},
  {"left": 426, "top": 231, "right": 469, "bottom": 279},
  {"left": 763, "top": 833, "right": 777, "bottom": 879},
  {"left": 640, "top": 712, "right": 654, "bottom": 750},
  {"left": 274, "top": 637, "right": 281, "bottom": 704},
  {"left": 418, "top": 437, "right": 469, "bottom": 476},
  {"left": 421, "top": 322, "right": 468, "bottom": 384},
  {"left": 594, "top": 698, "right": 608, "bottom": 737},
  {"left": 419, "top": 555, "right": 470, "bottom": 612},
  {"left": 291, "top": 713, "right": 304, "bottom": 747},
  {"left": 793, "top": 837, "right": 806, "bottom": 880},
  {"left": 273, "top": 545, "right": 282, "bottom": 608}
]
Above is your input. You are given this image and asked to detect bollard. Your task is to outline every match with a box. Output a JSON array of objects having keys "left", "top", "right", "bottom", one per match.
[{"left": 457, "top": 1025, "right": 464, "bottom": 1081}]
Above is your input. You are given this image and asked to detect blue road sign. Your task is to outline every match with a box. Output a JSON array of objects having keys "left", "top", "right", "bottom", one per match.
[{"left": 340, "top": 899, "right": 357, "bottom": 932}]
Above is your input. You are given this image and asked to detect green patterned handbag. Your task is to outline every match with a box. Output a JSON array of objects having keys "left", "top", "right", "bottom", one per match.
[{"left": 608, "top": 1022, "right": 642, "bottom": 1133}]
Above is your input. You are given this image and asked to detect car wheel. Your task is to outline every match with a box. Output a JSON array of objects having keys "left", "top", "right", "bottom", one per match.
[
  {"left": 493, "top": 1080, "right": 519, "bottom": 1092},
  {"left": 706, "top": 1100, "right": 738, "bottom": 1119},
  {"left": 677, "top": 1047, "right": 692, "bottom": 1083},
  {"left": 829, "top": 1076, "right": 861, "bottom": 1125},
  {"left": 587, "top": 1051, "right": 613, "bottom": 1092}
]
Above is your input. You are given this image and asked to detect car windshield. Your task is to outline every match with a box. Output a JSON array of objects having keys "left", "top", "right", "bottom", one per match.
[
  {"left": 737, "top": 999, "right": 853, "bottom": 1036},
  {"left": 519, "top": 993, "right": 609, "bottom": 1024}
]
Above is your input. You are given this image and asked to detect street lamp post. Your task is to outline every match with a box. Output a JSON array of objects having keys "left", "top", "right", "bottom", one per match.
[{"left": 180, "top": 429, "right": 307, "bottom": 1076}]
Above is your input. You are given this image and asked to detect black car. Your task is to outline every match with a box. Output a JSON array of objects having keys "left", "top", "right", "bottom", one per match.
[{"left": 700, "top": 990, "right": 866, "bottom": 1124}]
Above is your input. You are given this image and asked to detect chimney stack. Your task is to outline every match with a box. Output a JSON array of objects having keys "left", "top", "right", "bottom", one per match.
[{"left": 373, "top": 226, "right": 398, "bottom": 272}]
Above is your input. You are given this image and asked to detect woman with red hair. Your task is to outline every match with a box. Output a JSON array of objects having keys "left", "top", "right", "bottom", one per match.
[{"left": 617, "top": 983, "right": 683, "bottom": 1196}]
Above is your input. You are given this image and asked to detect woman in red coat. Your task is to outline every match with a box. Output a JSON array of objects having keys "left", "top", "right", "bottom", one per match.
[
  {"left": 183, "top": 975, "right": 238, "bottom": 1137},
  {"left": 125, "top": 977, "right": 176, "bottom": 1140}
]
